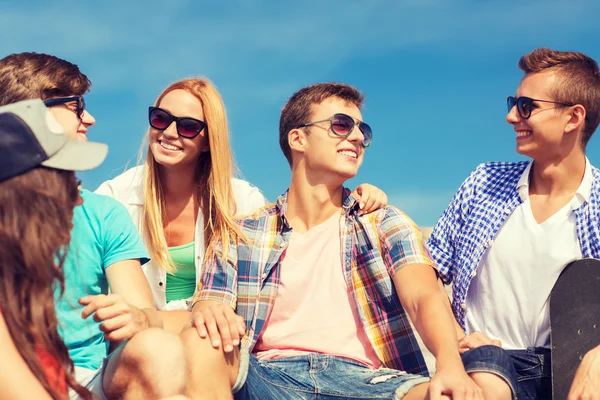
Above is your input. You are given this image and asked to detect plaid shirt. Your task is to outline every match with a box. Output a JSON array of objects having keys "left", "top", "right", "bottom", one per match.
[
  {"left": 428, "top": 161, "right": 600, "bottom": 329},
  {"left": 196, "top": 188, "right": 433, "bottom": 375}
]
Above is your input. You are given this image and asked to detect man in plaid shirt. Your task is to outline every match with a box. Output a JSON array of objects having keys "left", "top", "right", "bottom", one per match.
[
  {"left": 181, "top": 83, "right": 508, "bottom": 399},
  {"left": 428, "top": 48, "right": 600, "bottom": 400}
]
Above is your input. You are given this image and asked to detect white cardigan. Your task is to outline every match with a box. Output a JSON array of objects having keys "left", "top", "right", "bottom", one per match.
[{"left": 95, "top": 166, "right": 268, "bottom": 310}]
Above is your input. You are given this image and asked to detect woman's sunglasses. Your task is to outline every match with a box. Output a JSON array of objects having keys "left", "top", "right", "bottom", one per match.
[
  {"left": 44, "top": 96, "right": 86, "bottom": 119},
  {"left": 507, "top": 96, "right": 575, "bottom": 120},
  {"left": 296, "top": 113, "right": 373, "bottom": 147},
  {"left": 148, "top": 106, "right": 207, "bottom": 139}
]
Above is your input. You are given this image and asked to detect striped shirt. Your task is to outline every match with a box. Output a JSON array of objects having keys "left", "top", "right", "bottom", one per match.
[
  {"left": 427, "top": 160, "right": 600, "bottom": 329},
  {"left": 196, "top": 188, "right": 433, "bottom": 375}
]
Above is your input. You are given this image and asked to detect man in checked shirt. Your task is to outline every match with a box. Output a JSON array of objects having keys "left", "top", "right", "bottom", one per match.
[
  {"left": 180, "top": 83, "right": 510, "bottom": 399},
  {"left": 428, "top": 48, "right": 600, "bottom": 400}
]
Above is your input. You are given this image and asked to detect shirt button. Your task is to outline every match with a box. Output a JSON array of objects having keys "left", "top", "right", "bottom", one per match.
[
  {"left": 471, "top": 270, "right": 477, "bottom": 277},
  {"left": 460, "top": 303, "right": 467, "bottom": 310},
  {"left": 159, "top": 282, "right": 164, "bottom": 286},
  {"left": 262, "top": 272, "right": 267, "bottom": 279},
  {"left": 504, "top": 207, "right": 511, "bottom": 214}
]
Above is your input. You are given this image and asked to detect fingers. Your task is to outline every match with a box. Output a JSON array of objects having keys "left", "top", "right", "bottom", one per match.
[
  {"left": 80, "top": 294, "right": 119, "bottom": 319},
  {"left": 354, "top": 185, "right": 388, "bottom": 215},
  {"left": 190, "top": 305, "right": 243, "bottom": 353},
  {"left": 458, "top": 332, "right": 502, "bottom": 351}
]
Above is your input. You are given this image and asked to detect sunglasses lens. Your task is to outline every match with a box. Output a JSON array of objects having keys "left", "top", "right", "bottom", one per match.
[
  {"left": 149, "top": 108, "right": 172, "bottom": 130},
  {"left": 507, "top": 96, "right": 516, "bottom": 113},
  {"left": 359, "top": 123, "right": 372, "bottom": 147},
  {"left": 517, "top": 97, "right": 534, "bottom": 118},
  {"left": 331, "top": 114, "right": 354, "bottom": 136},
  {"left": 177, "top": 119, "right": 204, "bottom": 138},
  {"left": 79, "top": 97, "right": 86, "bottom": 117}
]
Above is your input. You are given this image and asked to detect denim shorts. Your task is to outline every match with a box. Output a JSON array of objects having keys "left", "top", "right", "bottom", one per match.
[
  {"left": 461, "top": 345, "right": 552, "bottom": 400},
  {"left": 233, "top": 351, "right": 429, "bottom": 400}
]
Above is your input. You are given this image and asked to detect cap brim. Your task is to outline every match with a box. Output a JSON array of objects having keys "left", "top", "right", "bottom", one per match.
[{"left": 41, "top": 139, "right": 108, "bottom": 172}]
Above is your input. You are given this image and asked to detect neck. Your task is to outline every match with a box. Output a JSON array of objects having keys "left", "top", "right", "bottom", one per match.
[
  {"left": 286, "top": 170, "right": 344, "bottom": 233},
  {"left": 158, "top": 164, "right": 197, "bottom": 201},
  {"left": 530, "top": 150, "right": 586, "bottom": 196}
]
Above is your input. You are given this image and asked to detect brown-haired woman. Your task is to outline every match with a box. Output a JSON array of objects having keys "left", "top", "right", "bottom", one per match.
[{"left": 0, "top": 99, "right": 108, "bottom": 399}]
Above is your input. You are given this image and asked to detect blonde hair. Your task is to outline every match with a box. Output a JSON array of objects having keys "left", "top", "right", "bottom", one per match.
[{"left": 142, "top": 78, "right": 242, "bottom": 274}]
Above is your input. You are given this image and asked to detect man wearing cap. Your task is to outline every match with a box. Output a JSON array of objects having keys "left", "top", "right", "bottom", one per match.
[{"left": 0, "top": 53, "right": 188, "bottom": 399}]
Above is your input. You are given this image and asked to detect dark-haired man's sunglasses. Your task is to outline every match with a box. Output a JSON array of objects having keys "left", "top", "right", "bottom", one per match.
[
  {"left": 148, "top": 107, "right": 207, "bottom": 139},
  {"left": 507, "top": 96, "right": 575, "bottom": 120},
  {"left": 296, "top": 113, "right": 372, "bottom": 147},
  {"left": 44, "top": 96, "right": 86, "bottom": 119}
]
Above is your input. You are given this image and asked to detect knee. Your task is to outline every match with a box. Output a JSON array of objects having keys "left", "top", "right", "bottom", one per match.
[
  {"left": 123, "top": 328, "right": 187, "bottom": 377},
  {"left": 180, "top": 327, "right": 239, "bottom": 385},
  {"left": 470, "top": 372, "right": 512, "bottom": 400}
]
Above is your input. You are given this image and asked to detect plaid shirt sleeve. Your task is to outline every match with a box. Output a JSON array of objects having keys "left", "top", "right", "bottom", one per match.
[
  {"left": 193, "top": 236, "right": 239, "bottom": 310},
  {"left": 427, "top": 166, "right": 477, "bottom": 284},
  {"left": 377, "top": 206, "right": 434, "bottom": 277}
]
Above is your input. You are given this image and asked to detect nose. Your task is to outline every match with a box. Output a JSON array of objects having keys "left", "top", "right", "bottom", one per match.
[
  {"left": 346, "top": 122, "right": 365, "bottom": 145},
  {"left": 506, "top": 103, "right": 520, "bottom": 125},
  {"left": 81, "top": 110, "right": 96, "bottom": 127},
  {"left": 162, "top": 120, "right": 179, "bottom": 139}
]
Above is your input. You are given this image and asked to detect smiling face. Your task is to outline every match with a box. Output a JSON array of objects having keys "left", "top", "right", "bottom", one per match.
[
  {"left": 149, "top": 88, "right": 209, "bottom": 170},
  {"left": 506, "top": 71, "right": 577, "bottom": 161},
  {"left": 292, "top": 96, "right": 366, "bottom": 183},
  {"left": 47, "top": 98, "right": 95, "bottom": 141}
]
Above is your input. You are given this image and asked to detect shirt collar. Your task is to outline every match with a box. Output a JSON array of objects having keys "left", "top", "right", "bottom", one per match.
[
  {"left": 517, "top": 158, "right": 593, "bottom": 207},
  {"left": 275, "top": 187, "right": 360, "bottom": 227}
]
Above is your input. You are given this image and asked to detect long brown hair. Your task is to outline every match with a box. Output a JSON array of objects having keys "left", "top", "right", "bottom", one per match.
[
  {"left": 142, "top": 78, "right": 243, "bottom": 274},
  {"left": 0, "top": 167, "right": 91, "bottom": 399}
]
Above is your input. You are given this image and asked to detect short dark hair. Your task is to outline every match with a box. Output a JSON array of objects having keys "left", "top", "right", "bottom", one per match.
[
  {"left": 279, "top": 82, "right": 364, "bottom": 166},
  {"left": 519, "top": 48, "right": 600, "bottom": 146},
  {"left": 0, "top": 52, "right": 91, "bottom": 106}
]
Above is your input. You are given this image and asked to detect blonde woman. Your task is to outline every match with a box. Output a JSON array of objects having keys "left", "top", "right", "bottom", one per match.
[{"left": 96, "top": 78, "right": 387, "bottom": 318}]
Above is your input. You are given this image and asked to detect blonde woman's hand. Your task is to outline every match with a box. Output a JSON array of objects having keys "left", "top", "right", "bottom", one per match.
[{"left": 352, "top": 183, "right": 388, "bottom": 215}]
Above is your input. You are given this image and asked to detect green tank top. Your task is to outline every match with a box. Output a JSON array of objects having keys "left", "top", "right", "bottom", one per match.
[{"left": 166, "top": 242, "right": 196, "bottom": 302}]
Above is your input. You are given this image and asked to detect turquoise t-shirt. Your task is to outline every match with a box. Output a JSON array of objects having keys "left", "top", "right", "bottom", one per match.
[{"left": 54, "top": 190, "right": 149, "bottom": 370}]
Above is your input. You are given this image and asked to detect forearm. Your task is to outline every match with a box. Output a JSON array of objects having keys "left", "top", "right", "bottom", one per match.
[{"left": 411, "top": 289, "right": 463, "bottom": 369}]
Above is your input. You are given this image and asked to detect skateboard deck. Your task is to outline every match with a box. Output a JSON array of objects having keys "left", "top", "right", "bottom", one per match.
[{"left": 550, "top": 258, "right": 600, "bottom": 400}]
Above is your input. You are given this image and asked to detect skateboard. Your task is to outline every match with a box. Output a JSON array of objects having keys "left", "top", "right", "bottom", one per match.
[{"left": 550, "top": 258, "right": 600, "bottom": 400}]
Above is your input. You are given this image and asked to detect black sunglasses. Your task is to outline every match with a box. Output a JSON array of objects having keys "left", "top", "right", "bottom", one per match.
[
  {"left": 296, "top": 113, "right": 372, "bottom": 147},
  {"left": 44, "top": 96, "right": 86, "bottom": 119},
  {"left": 507, "top": 96, "right": 575, "bottom": 120},
  {"left": 148, "top": 107, "right": 207, "bottom": 139}
]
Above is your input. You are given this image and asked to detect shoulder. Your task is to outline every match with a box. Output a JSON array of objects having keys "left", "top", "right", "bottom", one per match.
[
  {"left": 467, "top": 161, "right": 528, "bottom": 184},
  {"left": 78, "top": 190, "right": 132, "bottom": 221},
  {"left": 95, "top": 165, "right": 145, "bottom": 203},
  {"left": 370, "top": 205, "right": 419, "bottom": 231},
  {"left": 231, "top": 178, "right": 268, "bottom": 215}
]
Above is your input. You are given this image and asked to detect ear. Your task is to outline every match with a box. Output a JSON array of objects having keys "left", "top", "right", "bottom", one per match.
[
  {"left": 288, "top": 128, "right": 307, "bottom": 155},
  {"left": 565, "top": 104, "right": 586, "bottom": 134}
]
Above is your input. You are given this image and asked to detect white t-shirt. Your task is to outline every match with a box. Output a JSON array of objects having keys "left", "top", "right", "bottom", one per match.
[
  {"left": 465, "top": 160, "right": 592, "bottom": 349},
  {"left": 95, "top": 165, "right": 268, "bottom": 310}
]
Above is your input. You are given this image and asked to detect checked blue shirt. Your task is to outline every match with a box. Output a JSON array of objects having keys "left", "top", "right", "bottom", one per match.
[{"left": 427, "top": 160, "right": 600, "bottom": 329}]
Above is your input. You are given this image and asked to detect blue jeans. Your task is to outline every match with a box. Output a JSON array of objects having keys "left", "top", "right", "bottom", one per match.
[
  {"left": 234, "top": 352, "right": 429, "bottom": 400},
  {"left": 461, "top": 346, "right": 552, "bottom": 400}
]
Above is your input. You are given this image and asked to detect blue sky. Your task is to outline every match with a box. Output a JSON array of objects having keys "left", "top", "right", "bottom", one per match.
[{"left": 1, "top": 0, "right": 600, "bottom": 226}]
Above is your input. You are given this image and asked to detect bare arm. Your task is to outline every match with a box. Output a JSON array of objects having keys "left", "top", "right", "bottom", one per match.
[
  {"left": 0, "top": 313, "right": 53, "bottom": 400},
  {"left": 108, "top": 259, "right": 193, "bottom": 333},
  {"left": 393, "top": 264, "right": 463, "bottom": 369}
]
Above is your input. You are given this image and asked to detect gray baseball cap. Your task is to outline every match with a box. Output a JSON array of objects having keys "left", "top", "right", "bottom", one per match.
[{"left": 0, "top": 99, "right": 108, "bottom": 182}]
